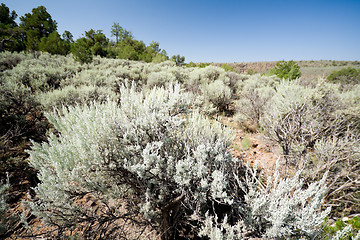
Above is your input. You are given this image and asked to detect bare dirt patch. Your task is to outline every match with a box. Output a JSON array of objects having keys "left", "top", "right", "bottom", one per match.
[{"left": 219, "top": 116, "right": 280, "bottom": 173}]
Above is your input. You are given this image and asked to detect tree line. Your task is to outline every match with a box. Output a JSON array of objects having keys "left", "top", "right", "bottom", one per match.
[{"left": 0, "top": 3, "right": 185, "bottom": 64}]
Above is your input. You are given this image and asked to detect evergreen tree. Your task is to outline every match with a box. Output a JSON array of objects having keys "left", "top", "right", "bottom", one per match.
[
  {"left": 19, "top": 6, "right": 57, "bottom": 51},
  {"left": 0, "top": 3, "right": 23, "bottom": 52},
  {"left": 269, "top": 60, "right": 301, "bottom": 80},
  {"left": 171, "top": 54, "right": 185, "bottom": 66},
  {"left": 71, "top": 37, "right": 93, "bottom": 63},
  {"left": 111, "top": 22, "right": 132, "bottom": 43},
  {"left": 38, "top": 31, "right": 70, "bottom": 55}
]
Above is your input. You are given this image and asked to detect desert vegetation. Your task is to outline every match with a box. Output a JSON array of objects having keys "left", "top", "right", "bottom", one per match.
[
  {"left": 0, "top": 50, "right": 359, "bottom": 239},
  {"left": 1, "top": 3, "right": 360, "bottom": 240}
]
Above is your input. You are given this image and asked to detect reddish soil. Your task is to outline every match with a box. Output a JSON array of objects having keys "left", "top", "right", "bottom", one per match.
[{"left": 219, "top": 116, "right": 280, "bottom": 173}]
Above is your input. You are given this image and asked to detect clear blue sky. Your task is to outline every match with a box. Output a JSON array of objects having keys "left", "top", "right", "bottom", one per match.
[{"left": 2, "top": 0, "right": 360, "bottom": 62}]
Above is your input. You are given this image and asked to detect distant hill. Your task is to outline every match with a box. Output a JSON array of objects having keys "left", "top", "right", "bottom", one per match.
[{"left": 212, "top": 60, "right": 360, "bottom": 80}]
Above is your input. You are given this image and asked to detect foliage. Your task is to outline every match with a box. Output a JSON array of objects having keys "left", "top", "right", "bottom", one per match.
[
  {"left": 199, "top": 162, "right": 330, "bottom": 239},
  {"left": 171, "top": 54, "right": 185, "bottom": 66},
  {"left": 304, "top": 134, "right": 360, "bottom": 217},
  {"left": 0, "top": 3, "right": 17, "bottom": 27},
  {"left": 247, "top": 69, "right": 257, "bottom": 75},
  {"left": 62, "top": 30, "right": 73, "bottom": 43},
  {"left": 184, "top": 61, "right": 197, "bottom": 68},
  {"left": 0, "top": 51, "right": 30, "bottom": 71},
  {"left": 0, "top": 180, "right": 11, "bottom": 237},
  {"left": 235, "top": 74, "right": 276, "bottom": 131},
  {"left": 0, "top": 73, "right": 41, "bottom": 137},
  {"left": 327, "top": 67, "right": 360, "bottom": 86},
  {"left": 0, "top": 4, "right": 24, "bottom": 52},
  {"left": 37, "top": 85, "right": 119, "bottom": 111},
  {"left": 260, "top": 79, "right": 343, "bottom": 160},
  {"left": 2, "top": 52, "right": 80, "bottom": 92},
  {"left": 269, "top": 60, "right": 301, "bottom": 80},
  {"left": 2, "top": 4, "right": 178, "bottom": 63},
  {"left": 1, "top": 52, "right": 349, "bottom": 239},
  {"left": 19, "top": 6, "right": 57, "bottom": 51},
  {"left": 322, "top": 217, "right": 360, "bottom": 239},
  {"left": 221, "top": 63, "right": 236, "bottom": 72},
  {"left": 241, "top": 135, "right": 251, "bottom": 150},
  {"left": 71, "top": 37, "right": 93, "bottom": 64},
  {"left": 0, "top": 178, "right": 21, "bottom": 239},
  {"left": 151, "top": 52, "right": 169, "bottom": 63},
  {"left": 201, "top": 79, "right": 232, "bottom": 113},
  {"left": 197, "top": 62, "right": 211, "bottom": 68},
  {"left": 110, "top": 22, "right": 133, "bottom": 43},
  {"left": 146, "top": 71, "right": 176, "bottom": 88},
  {"left": 260, "top": 79, "right": 360, "bottom": 217},
  {"left": 25, "top": 84, "right": 240, "bottom": 239},
  {"left": 115, "top": 37, "right": 148, "bottom": 61},
  {"left": 0, "top": 61, "right": 50, "bottom": 188},
  {"left": 25, "top": 82, "right": 332, "bottom": 239},
  {"left": 38, "top": 31, "right": 70, "bottom": 55}
]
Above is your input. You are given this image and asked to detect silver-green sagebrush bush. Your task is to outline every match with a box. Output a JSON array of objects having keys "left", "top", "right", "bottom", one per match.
[
  {"left": 25, "top": 83, "right": 238, "bottom": 239},
  {"left": 260, "top": 79, "right": 349, "bottom": 162},
  {"left": 1, "top": 52, "right": 81, "bottom": 93},
  {"left": 260, "top": 78, "right": 360, "bottom": 217},
  {"left": 37, "top": 84, "right": 119, "bottom": 111},
  {"left": 201, "top": 79, "right": 232, "bottom": 112},
  {"left": 0, "top": 51, "right": 32, "bottom": 72},
  {"left": 0, "top": 181, "right": 10, "bottom": 236},
  {"left": 25, "top": 83, "right": 332, "bottom": 239},
  {"left": 304, "top": 134, "right": 360, "bottom": 216},
  {"left": 199, "top": 162, "right": 330, "bottom": 240},
  {"left": 0, "top": 179, "right": 18, "bottom": 238},
  {"left": 235, "top": 74, "right": 277, "bottom": 131}
]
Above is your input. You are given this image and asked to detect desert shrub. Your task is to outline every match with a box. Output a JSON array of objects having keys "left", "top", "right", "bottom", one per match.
[
  {"left": 0, "top": 73, "right": 49, "bottom": 208},
  {"left": 185, "top": 65, "right": 232, "bottom": 95},
  {"left": 260, "top": 79, "right": 360, "bottom": 217},
  {"left": 60, "top": 57, "right": 157, "bottom": 89},
  {"left": 0, "top": 51, "right": 30, "bottom": 72},
  {"left": 269, "top": 60, "right": 301, "bottom": 80},
  {"left": 303, "top": 134, "right": 360, "bottom": 216},
  {"left": 235, "top": 74, "right": 276, "bottom": 131},
  {"left": 327, "top": 67, "right": 360, "bottom": 86},
  {"left": 146, "top": 71, "right": 176, "bottom": 88},
  {"left": 37, "top": 85, "right": 119, "bottom": 111},
  {"left": 221, "top": 63, "right": 236, "bottom": 72},
  {"left": 0, "top": 181, "right": 10, "bottom": 237},
  {"left": 225, "top": 71, "right": 248, "bottom": 94},
  {"left": 201, "top": 79, "right": 232, "bottom": 113},
  {"left": 0, "top": 76, "right": 46, "bottom": 142},
  {"left": 321, "top": 217, "right": 360, "bottom": 239},
  {"left": 197, "top": 62, "right": 211, "bottom": 68},
  {"left": 0, "top": 55, "right": 54, "bottom": 182},
  {"left": 25, "top": 83, "right": 331, "bottom": 239},
  {"left": 199, "top": 162, "right": 330, "bottom": 239},
  {"left": 260, "top": 79, "right": 346, "bottom": 163},
  {"left": 1, "top": 53, "right": 80, "bottom": 93},
  {"left": 61, "top": 68, "right": 119, "bottom": 88},
  {"left": 0, "top": 178, "right": 19, "bottom": 239},
  {"left": 202, "top": 65, "right": 225, "bottom": 82},
  {"left": 247, "top": 69, "right": 257, "bottom": 75},
  {"left": 341, "top": 84, "right": 360, "bottom": 106},
  {"left": 339, "top": 85, "right": 360, "bottom": 134},
  {"left": 25, "top": 84, "right": 240, "bottom": 239}
]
